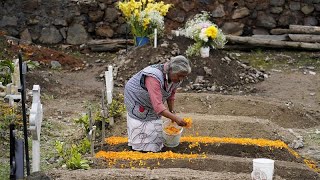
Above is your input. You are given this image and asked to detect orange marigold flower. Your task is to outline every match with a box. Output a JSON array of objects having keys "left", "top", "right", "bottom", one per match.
[{"left": 183, "top": 117, "right": 192, "bottom": 128}]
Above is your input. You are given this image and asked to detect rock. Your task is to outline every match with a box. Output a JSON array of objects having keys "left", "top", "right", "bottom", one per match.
[
  {"left": 39, "top": 26, "right": 63, "bottom": 44},
  {"left": 166, "top": 9, "right": 185, "bottom": 23},
  {"left": 20, "top": 28, "right": 32, "bottom": 44},
  {"left": 194, "top": 76, "right": 204, "bottom": 84},
  {"left": 181, "top": 1, "right": 195, "bottom": 12},
  {"left": 271, "top": 7, "right": 283, "bottom": 14},
  {"left": 0, "top": 16, "right": 18, "bottom": 27},
  {"left": 203, "top": 67, "right": 212, "bottom": 76},
  {"left": 96, "top": 24, "right": 114, "bottom": 37},
  {"left": 67, "top": 24, "right": 89, "bottom": 45},
  {"left": 304, "top": 17, "right": 318, "bottom": 26},
  {"left": 105, "top": 8, "right": 119, "bottom": 22},
  {"left": 88, "top": 10, "right": 104, "bottom": 22},
  {"left": 309, "top": 71, "right": 316, "bottom": 75},
  {"left": 221, "top": 22, "right": 244, "bottom": 36},
  {"left": 211, "top": 4, "right": 226, "bottom": 17},
  {"left": 232, "top": 7, "right": 250, "bottom": 19},
  {"left": 53, "top": 19, "right": 68, "bottom": 26},
  {"left": 50, "top": 61, "right": 62, "bottom": 69},
  {"left": 289, "top": 1, "right": 301, "bottom": 11},
  {"left": 301, "top": 5, "right": 315, "bottom": 15},
  {"left": 256, "top": 12, "right": 276, "bottom": 28},
  {"left": 270, "top": 0, "right": 285, "bottom": 6},
  {"left": 27, "top": 171, "right": 51, "bottom": 180},
  {"left": 289, "top": 137, "right": 304, "bottom": 149}
]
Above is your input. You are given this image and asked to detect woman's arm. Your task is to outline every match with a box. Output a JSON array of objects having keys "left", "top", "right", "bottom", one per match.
[
  {"left": 145, "top": 77, "right": 186, "bottom": 126},
  {"left": 160, "top": 109, "right": 186, "bottom": 126}
]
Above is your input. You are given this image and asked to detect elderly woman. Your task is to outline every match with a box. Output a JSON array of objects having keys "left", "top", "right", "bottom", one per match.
[{"left": 124, "top": 55, "right": 191, "bottom": 152}]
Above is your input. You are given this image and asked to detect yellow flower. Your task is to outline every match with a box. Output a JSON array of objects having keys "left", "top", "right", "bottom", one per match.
[
  {"left": 143, "top": 18, "right": 150, "bottom": 29},
  {"left": 134, "top": 9, "right": 140, "bottom": 17},
  {"left": 205, "top": 26, "right": 218, "bottom": 39}
]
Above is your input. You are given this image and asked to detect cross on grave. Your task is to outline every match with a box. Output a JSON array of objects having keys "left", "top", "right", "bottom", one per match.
[
  {"left": 11, "top": 59, "right": 21, "bottom": 94},
  {"left": 105, "top": 65, "right": 114, "bottom": 126},
  {"left": 28, "top": 85, "right": 43, "bottom": 172},
  {"left": 3, "top": 59, "right": 23, "bottom": 106}
]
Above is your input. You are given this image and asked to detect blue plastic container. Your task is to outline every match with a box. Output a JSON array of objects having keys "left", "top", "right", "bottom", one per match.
[{"left": 135, "top": 36, "right": 149, "bottom": 46}]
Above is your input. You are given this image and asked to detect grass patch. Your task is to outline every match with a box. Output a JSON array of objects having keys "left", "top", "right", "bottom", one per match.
[
  {"left": 0, "top": 161, "right": 10, "bottom": 179},
  {"left": 238, "top": 49, "right": 320, "bottom": 71}
]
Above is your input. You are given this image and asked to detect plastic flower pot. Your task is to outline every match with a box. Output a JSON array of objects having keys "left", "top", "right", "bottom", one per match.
[
  {"left": 135, "top": 36, "right": 150, "bottom": 46},
  {"left": 200, "top": 46, "right": 210, "bottom": 58}
]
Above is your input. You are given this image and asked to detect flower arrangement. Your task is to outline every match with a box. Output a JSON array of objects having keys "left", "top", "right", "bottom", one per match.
[
  {"left": 180, "top": 11, "right": 227, "bottom": 57},
  {"left": 117, "top": 0, "right": 172, "bottom": 40}
]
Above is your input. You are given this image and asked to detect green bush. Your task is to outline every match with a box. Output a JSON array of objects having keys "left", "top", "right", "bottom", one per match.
[{"left": 54, "top": 138, "right": 91, "bottom": 170}]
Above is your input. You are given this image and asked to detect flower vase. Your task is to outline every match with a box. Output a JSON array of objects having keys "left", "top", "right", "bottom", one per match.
[
  {"left": 200, "top": 46, "right": 210, "bottom": 58},
  {"left": 135, "top": 36, "right": 150, "bottom": 46}
]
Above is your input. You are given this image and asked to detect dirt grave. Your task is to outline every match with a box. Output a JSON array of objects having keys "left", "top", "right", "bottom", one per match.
[{"left": 1, "top": 33, "right": 320, "bottom": 179}]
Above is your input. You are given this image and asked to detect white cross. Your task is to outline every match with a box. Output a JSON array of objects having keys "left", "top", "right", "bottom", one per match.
[{"left": 29, "top": 85, "right": 43, "bottom": 172}]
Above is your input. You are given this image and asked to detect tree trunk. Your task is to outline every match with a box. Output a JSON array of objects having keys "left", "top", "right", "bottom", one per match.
[
  {"left": 226, "top": 35, "right": 320, "bottom": 50},
  {"left": 86, "top": 38, "right": 134, "bottom": 52},
  {"left": 288, "top": 34, "right": 320, "bottom": 43},
  {"left": 86, "top": 38, "right": 133, "bottom": 45},
  {"left": 252, "top": 34, "right": 289, "bottom": 41},
  {"left": 270, "top": 25, "right": 320, "bottom": 35}
]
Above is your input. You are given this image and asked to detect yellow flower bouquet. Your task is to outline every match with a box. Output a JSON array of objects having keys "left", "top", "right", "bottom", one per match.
[
  {"left": 180, "top": 11, "right": 227, "bottom": 57},
  {"left": 117, "top": 0, "right": 172, "bottom": 44}
]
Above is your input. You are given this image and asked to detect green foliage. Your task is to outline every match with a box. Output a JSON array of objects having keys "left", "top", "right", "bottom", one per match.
[
  {"left": 0, "top": 103, "right": 21, "bottom": 131},
  {"left": 77, "top": 138, "right": 91, "bottom": 154},
  {"left": 26, "top": 60, "right": 40, "bottom": 70},
  {"left": 0, "top": 59, "right": 14, "bottom": 85},
  {"left": 186, "top": 41, "right": 202, "bottom": 57},
  {"left": 74, "top": 113, "right": 89, "bottom": 132},
  {"left": 108, "top": 94, "right": 126, "bottom": 118},
  {"left": 0, "top": 162, "right": 9, "bottom": 179},
  {"left": 54, "top": 138, "right": 91, "bottom": 170},
  {"left": 66, "top": 145, "right": 90, "bottom": 170},
  {"left": 54, "top": 140, "right": 64, "bottom": 157}
]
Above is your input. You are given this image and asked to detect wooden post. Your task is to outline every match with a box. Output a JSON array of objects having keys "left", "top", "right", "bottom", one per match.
[
  {"left": 101, "top": 89, "right": 106, "bottom": 147},
  {"left": 105, "top": 66, "right": 114, "bottom": 126},
  {"left": 154, "top": 28, "right": 157, "bottom": 48}
]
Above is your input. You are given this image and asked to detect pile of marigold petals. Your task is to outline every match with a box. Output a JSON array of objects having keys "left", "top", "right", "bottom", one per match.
[
  {"left": 164, "top": 125, "right": 181, "bottom": 135},
  {"left": 95, "top": 150, "right": 201, "bottom": 161}
]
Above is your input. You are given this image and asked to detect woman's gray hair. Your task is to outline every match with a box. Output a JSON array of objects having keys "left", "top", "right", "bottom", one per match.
[{"left": 168, "top": 55, "right": 191, "bottom": 74}]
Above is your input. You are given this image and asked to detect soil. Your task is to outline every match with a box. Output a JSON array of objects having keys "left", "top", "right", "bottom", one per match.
[{"left": 1, "top": 33, "right": 320, "bottom": 179}]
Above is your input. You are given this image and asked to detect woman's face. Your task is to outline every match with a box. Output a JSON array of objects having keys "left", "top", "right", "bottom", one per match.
[{"left": 169, "top": 71, "right": 188, "bottom": 83}]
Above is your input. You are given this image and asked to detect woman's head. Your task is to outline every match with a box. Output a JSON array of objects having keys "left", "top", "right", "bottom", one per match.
[{"left": 168, "top": 55, "right": 191, "bottom": 83}]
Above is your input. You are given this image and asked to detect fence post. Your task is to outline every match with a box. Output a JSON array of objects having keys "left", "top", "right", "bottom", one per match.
[{"left": 105, "top": 65, "right": 114, "bottom": 126}]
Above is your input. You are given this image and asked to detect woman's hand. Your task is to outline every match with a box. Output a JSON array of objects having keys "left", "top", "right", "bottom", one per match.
[
  {"left": 160, "top": 109, "right": 187, "bottom": 127},
  {"left": 173, "top": 117, "right": 187, "bottom": 127}
]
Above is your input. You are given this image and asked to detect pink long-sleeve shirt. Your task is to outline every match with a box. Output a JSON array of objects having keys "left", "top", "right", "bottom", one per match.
[{"left": 145, "top": 76, "right": 176, "bottom": 114}]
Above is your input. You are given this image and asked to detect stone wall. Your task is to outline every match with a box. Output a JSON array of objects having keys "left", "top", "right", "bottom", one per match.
[{"left": 0, "top": 0, "right": 319, "bottom": 45}]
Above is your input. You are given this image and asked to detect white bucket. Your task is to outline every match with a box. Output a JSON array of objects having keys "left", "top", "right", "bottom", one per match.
[
  {"left": 162, "top": 121, "right": 183, "bottom": 147},
  {"left": 251, "top": 158, "right": 275, "bottom": 180}
]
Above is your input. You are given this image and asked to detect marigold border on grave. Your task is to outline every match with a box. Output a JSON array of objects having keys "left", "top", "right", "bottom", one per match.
[{"left": 99, "top": 136, "right": 320, "bottom": 172}]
